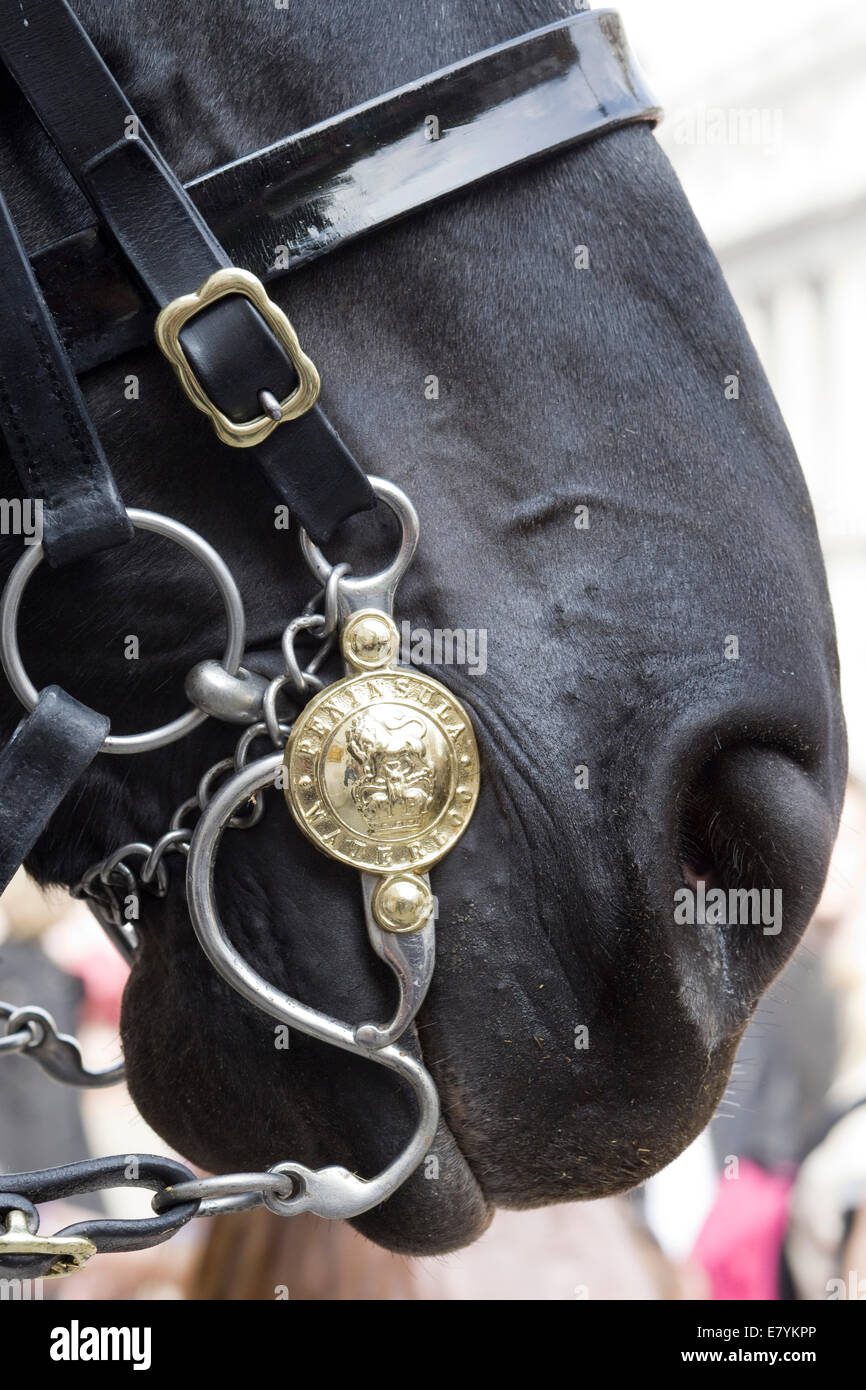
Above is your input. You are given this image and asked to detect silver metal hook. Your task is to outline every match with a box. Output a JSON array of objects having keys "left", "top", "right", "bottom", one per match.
[
  {"left": 2, "top": 1004, "right": 124, "bottom": 1088},
  {"left": 299, "top": 476, "right": 419, "bottom": 621}
]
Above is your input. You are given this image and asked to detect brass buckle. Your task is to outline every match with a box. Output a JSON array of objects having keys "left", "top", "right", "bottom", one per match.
[
  {"left": 0, "top": 1209, "right": 96, "bottom": 1278},
  {"left": 154, "top": 267, "right": 321, "bottom": 448}
]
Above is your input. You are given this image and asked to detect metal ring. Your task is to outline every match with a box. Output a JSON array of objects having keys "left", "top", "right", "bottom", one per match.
[
  {"left": 1, "top": 1002, "right": 45, "bottom": 1050},
  {"left": 305, "top": 633, "right": 336, "bottom": 679},
  {"left": 99, "top": 843, "right": 169, "bottom": 899},
  {"left": 262, "top": 678, "right": 287, "bottom": 745},
  {"left": 323, "top": 562, "right": 352, "bottom": 634},
  {"left": 307, "top": 561, "right": 353, "bottom": 635},
  {"left": 151, "top": 1171, "right": 294, "bottom": 1214},
  {"left": 0, "top": 509, "right": 246, "bottom": 754},
  {"left": 197, "top": 757, "right": 236, "bottom": 810},
  {"left": 77, "top": 863, "right": 122, "bottom": 909},
  {"left": 98, "top": 857, "right": 138, "bottom": 900},
  {"left": 230, "top": 792, "right": 265, "bottom": 831},
  {"left": 262, "top": 674, "right": 310, "bottom": 746},
  {"left": 299, "top": 477, "right": 419, "bottom": 617},
  {"left": 169, "top": 797, "right": 200, "bottom": 833},
  {"left": 194, "top": 752, "right": 262, "bottom": 829},
  {"left": 262, "top": 1163, "right": 307, "bottom": 1216}
]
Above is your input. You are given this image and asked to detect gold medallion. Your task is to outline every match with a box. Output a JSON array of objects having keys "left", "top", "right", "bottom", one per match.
[{"left": 284, "top": 613, "right": 480, "bottom": 875}]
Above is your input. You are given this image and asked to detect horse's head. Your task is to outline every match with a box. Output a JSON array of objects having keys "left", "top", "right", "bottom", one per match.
[{"left": 0, "top": 0, "right": 845, "bottom": 1256}]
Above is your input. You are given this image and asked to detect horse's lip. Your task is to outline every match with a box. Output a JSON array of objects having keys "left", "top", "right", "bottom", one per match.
[
  {"left": 347, "top": 990, "right": 495, "bottom": 1253},
  {"left": 418, "top": 997, "right": 496, "bottom": 1200},
  {"left": 416, "top": 1003, "right": 487, "bottom": 1189}
]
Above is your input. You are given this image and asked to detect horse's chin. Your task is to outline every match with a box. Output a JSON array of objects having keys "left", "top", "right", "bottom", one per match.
[{"left": 333, "top": 1034, "right": 729, "bottom": 1256}]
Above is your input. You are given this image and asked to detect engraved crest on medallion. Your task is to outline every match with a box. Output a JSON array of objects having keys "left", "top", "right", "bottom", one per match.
[{"left": 344, "top": 712, "right": 436, "bottom": 836}]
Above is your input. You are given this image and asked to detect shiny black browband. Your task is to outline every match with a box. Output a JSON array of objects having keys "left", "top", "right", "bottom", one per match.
[{"left": 29, "top": 10, "right": 659, "bottom": 377}]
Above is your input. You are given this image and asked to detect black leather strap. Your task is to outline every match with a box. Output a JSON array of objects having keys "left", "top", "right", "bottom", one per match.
[
  {"left": 0, "top": 685, "right": 108, "bottom": 894},
  {"left": 26, "top": 9, "right": 660, "bottom": 378},
  {"left": 0, "top": 1156, "right": 199, "bottom": 1279},
  {"left": 0, "top": 186, "right": 132, "bottom": 566},
  {"left": 0, "top": 0, "right": 374, "bottom": 542}
]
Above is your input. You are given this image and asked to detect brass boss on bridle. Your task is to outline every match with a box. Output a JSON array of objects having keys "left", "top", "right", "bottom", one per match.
[{"left": 0, "top": 0, "right": 659, "bottom": 1278}]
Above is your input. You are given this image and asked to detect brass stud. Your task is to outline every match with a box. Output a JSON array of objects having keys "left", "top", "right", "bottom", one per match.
[
  {"left": 372, "top": 872, "right": 434, "bottom": 934},
  {"left": 341, "top": 610, "right": 400, "bottom": 672}
]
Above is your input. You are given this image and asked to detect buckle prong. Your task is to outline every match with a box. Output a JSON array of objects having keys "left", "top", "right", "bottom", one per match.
[
  {"left": 155, "top": 267, "right": 320, "bottom": 448},
  {"left": 258, "top": 388, "right": 284, "bottom": 422}
]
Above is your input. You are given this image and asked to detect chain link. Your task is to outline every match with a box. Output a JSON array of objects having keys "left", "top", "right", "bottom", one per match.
[{"left": 0, "top": 1004, "right": 41, "bottom": 1056}]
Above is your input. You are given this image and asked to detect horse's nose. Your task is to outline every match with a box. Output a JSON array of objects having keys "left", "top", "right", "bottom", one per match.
[{"left": 675, "top": 743, "right": 837, "bottom": 997}]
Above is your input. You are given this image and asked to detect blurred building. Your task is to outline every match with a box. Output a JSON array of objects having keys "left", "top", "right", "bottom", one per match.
[{"left": 621, "top": 0, "right": 866, "bottom": 775}]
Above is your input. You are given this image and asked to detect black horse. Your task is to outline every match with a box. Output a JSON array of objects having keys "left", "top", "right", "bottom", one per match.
[{"left": 0, "top": 0, "right": 846, "bottom": 1255}]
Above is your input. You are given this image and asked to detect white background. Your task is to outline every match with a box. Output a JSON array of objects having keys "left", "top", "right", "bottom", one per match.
[{"left": 617, "top": 0, "right": 866, "bottom": 777}]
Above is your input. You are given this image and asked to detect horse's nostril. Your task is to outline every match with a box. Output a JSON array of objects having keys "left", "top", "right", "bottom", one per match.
[{"left": 677, "top": 744, "right": 837, "bottom": 938}]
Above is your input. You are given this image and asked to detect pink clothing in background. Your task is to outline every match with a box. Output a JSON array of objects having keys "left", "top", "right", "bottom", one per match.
[{"left": 693, "top": 1159, "right": 794, "bottom": 1300}]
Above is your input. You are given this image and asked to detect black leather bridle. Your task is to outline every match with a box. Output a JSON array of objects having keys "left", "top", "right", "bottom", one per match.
[{"left": 0, "top": 0, "right": 658, "bottom": 1278}]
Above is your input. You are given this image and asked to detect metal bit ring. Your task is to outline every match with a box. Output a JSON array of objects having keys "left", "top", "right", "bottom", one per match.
[{"left": 0, "top": 509, "right": 245, "bottom": 754}]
